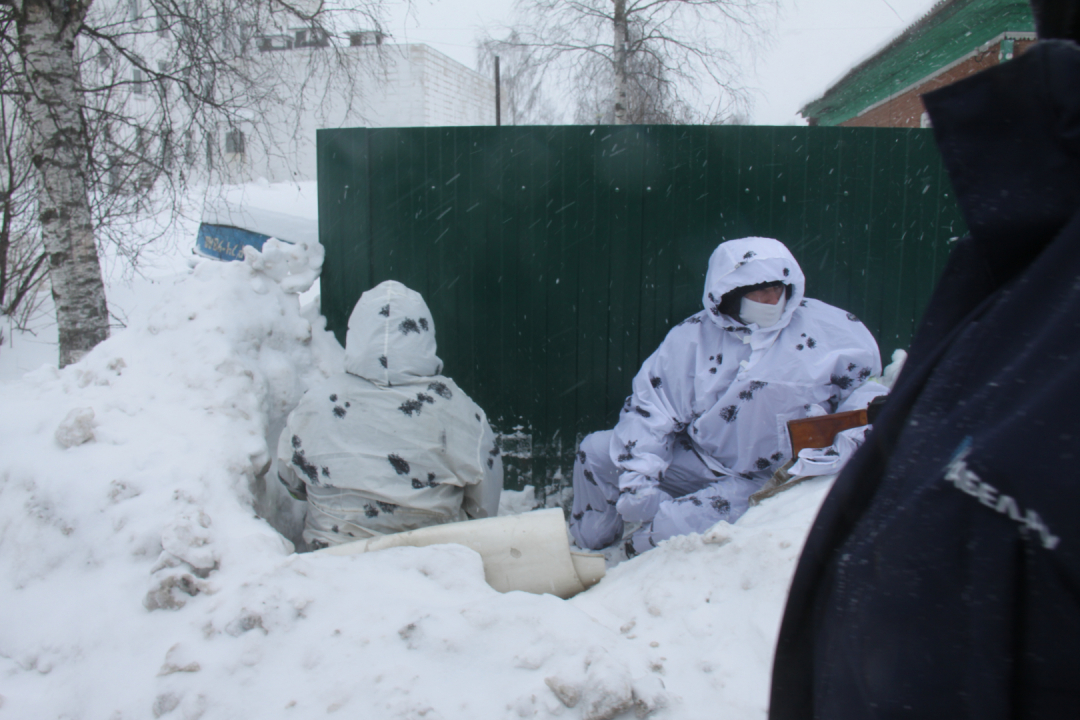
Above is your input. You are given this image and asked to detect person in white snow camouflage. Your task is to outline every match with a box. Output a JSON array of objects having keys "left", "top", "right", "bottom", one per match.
[
  {"left": 569, "top": 237, "right": 886, "bottom": 556},
  {"left": 278, "top": 280, "right": 502, "bottom": 550}
]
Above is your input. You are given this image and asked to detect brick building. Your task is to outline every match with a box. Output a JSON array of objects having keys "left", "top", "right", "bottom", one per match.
[{"left": 801, "top": 0, "right": 1035, "bottom": 128}]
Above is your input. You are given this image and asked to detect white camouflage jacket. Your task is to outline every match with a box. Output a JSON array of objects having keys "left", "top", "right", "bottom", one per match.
[
  {"left": 278, "top": 281, "right": 502, "bottom": 548},
  {"left": 612, "top": 237, "right": 886, "bottom": 519}
]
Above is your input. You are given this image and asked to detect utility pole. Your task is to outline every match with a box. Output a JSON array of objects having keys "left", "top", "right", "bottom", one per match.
[{"left": 495, "top": 55, "right": 502, "bottom": 126}]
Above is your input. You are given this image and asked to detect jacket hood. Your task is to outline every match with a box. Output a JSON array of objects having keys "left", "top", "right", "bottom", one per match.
[
  {"left": 703, "top": 237, "right": 806, "bottom": 331},
  {"left": 344, "top": 280, "right": 443, "bottom": 385},
  {"left": 923, "top": 40, "right": 1080, "bottom": 286}
]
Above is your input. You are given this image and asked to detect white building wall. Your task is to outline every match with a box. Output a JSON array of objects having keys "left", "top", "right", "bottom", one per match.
[{"left": 233, "top": 43, "right": 495, "bottom": 183}]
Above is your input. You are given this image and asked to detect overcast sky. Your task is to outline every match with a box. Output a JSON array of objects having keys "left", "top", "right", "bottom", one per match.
[{"left": 378, "top": 0, "right": 941, "bottom": 125}]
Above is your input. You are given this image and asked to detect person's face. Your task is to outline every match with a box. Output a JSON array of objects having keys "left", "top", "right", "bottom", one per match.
[{"left": 744, "top": 285, "right": 784, "bottom": 305}]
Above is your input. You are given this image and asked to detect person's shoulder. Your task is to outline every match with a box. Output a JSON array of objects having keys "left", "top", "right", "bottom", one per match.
[{"left": 794, "top": 298, "right": 865, "bottom": 324}]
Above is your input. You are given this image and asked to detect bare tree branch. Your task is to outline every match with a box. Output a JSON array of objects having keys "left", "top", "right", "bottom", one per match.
[{"left": 486, "top": 0, "right": 776, "bottom": 124}]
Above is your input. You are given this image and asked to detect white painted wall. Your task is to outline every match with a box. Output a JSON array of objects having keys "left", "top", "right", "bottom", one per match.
[{"left": 228, "top": 43, "right": 497, "bottom": 183}]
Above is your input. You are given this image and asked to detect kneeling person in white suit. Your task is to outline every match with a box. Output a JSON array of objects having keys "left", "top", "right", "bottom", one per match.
[
  {"left": 569, "top": 237, "right": 886, "bottom": 556},
  {"left": 278, "top": 280, "right": 503, "bottom": 550}
]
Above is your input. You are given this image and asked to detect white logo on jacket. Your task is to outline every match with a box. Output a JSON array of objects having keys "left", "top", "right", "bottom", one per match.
[{"left": 944, "top": 442, "right": 1059, "bottom": 550}]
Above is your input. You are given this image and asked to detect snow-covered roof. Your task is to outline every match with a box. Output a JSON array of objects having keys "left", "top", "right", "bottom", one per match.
[{"left": 800, "top": 0, "right": 1035, "bottom": 126}]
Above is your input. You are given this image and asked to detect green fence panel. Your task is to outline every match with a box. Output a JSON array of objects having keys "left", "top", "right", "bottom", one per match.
[{"left": 316, "top": 125, "right": 966, "bottom": 495}]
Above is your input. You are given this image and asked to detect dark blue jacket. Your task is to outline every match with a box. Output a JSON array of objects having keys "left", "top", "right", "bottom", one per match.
[{"left": 770, "top": 40, "right": 1080, "bottom": 719}]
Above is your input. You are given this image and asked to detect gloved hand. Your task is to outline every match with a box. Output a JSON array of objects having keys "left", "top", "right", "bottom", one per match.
[{"left": 616, "top": 471, "right": 673, "bottom": 522}]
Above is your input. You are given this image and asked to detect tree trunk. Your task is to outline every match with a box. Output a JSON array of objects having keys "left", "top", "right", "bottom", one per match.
[
  {"left": 612, "top": 0, "right": 628, "bottom": 124},
  {"left": 17, "top": 0, "right": 109, "bottom": 367}
]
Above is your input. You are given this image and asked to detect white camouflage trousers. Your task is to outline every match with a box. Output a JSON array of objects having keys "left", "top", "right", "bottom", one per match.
[{"left": 568, "top": 430, "right": 764, "bottom": 555}]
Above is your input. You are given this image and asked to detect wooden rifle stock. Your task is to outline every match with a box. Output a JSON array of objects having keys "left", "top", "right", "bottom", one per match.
[{"left": 787, "top": 408, "right": 868, "bottom": 458}]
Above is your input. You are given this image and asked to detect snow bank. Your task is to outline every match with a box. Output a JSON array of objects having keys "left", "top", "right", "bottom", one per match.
[{"left": 0, "top": 232, "right": 835, "bottom": 718}]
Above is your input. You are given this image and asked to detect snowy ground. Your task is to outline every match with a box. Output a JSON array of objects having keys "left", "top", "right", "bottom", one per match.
[{"left": 0, "top": 183, "right": 840, "bottom": 719}]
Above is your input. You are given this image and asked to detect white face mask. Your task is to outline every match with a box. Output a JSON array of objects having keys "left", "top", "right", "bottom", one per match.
[{"left": 740, "top": 294, "right": 786, "bottom": 328}]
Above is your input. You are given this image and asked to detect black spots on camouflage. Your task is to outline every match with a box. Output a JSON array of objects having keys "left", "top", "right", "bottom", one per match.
[
  {"left": 475, "top": 413, "right": 481, "bottom": 422},
  {"left": 399, "top": 318, "right": 420, "bottom": 335},
  {"left": 330, "top": 394, "right": 338, "bottom": 402},
  {"left": 847, "top": 363, "right": 857, "bottom": 372},
  {"left": 573, "top": 511, "right": 584, "bottom": 521},
  {"left": 399, "top": 399, "right": 424, "bottom": 417},
  {"left": 624, "top": 538, "right": 638, "bottom": 559},
  {"left": 379, "top": 355, "right": 388, "bottom": 368},
  {"left": 617, "top": 440, "right": 637, "bottom": 463},
  {"left": 711, "top": 496, "right": 731, "bottom": 514},
  {"left": 650, "top": 376, "right": 662, "bottom": 389},
  {"left": 825, "top": 448, "right": 840, "bottom": 457},
  {"left": 577, "top": 449, "right": 587, "bottom": 465},
  {"left": 678, "top": 315, "right": 705, "bottom": 326},
  {"left": 720, "top": 405, "right": 739, "bottom": 423},
  {"left": 487, "top": 458, "right": 494, "bottom": 469},
  {"left": 679, "top": 435, "right": 694, "bottom": 451},
  {"left": 740, "top": 381, "right": 766, "bottom": 401},
  {"left": 708, "top": 292, "right": 717, "bottom": 303},
  {"left": 846, "top": 312, "right": 859, "bottom": 322},
  {"left": 634, "top": 406, "right": 651, "bottom": 418},
  {"left": 743, "top": 251, "right": 756, "bottom": 259},
  {"left": 583, "top": 468, "right": 597, "bottom": 485},
  {"left": 427, "top": 472, "right": 438, "bottom": 487},
  {"left": 418, "top": 318, "right": 429, "bottom": 332},
  {"left": 796, "top": 344, "right": 804, "bottom": 351},
  {"left": 291, "top": 434, "right": 302, "bottom": 449},
  {"left": 333, "top": 406, "right": 347, "bottom": 418},
  {"left": 377, "top": 501, "right": 397, "bottom": 514},
  {"left": 428, "top": 381, "right": 452, "bottom": 400},
  {"left": 364, "top": 504, "right": 379, "bottom": 518},
  {"left": 321, "top": 466, "right": 331, "bottom": 478},
  {"left": 310, "top": 539, "right": 328, "bottom": 550},
  {"left": 379, "top": 304, "right": 390, "bottom": 317},
  {"left": 399, "top": 393, "right": 435, "bottom": 417},
  {"left": 332, "top": 525, "right": 339, "bottom": 533},
  {"left": 800, "top": 300, "right": 808, "bottom": 307},
  {"left": 585, "top": 504, "right": 594, "bottom": 512},
  {"left": 292, "top": 449, "right": 319, "bottom": 484},
  {"left": 771, "top": 451, "right": 784, "bottom": 462},
  {"left": 734, "top": 260, "right": 748, "bottom": 270},
  {"left": 674, "top": 495, "right": 704, "bottom": 506},
  {"left": 412, "top": 478, "right": 425, "bottom": 489},
  {"left": 830, "top": 374, "right": 854, "bottom": 390},
  {"left": 755, "top": 457, "right": 771, "bottom": 470},
  {"left": 488, "top": 443, "right": 501, "bottom": 458},
  {"left": 607, "top": 498, "right": 617, "bottom": 506},
  {"left": 709, "top": 368, "right": 717, "bottom": 374},
  {"left": 619, "top": 486, "right": 637, "bottom": 496},
  {"left": 783, "top": 267, "right": 790, "bottom": 277},
  {"left": 806, "top": 337, "right": 817, "bottom": 349},
  {"left": 858, "top": 367, "right": 872, "bottom": 381},
  {"left": 388, "top": 454, "right": 410, "bottom": 475}
]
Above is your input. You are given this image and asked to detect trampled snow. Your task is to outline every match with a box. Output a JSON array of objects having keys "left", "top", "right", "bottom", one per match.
[{"left": 0, "top": 189, "right": 838, "bottom": 719}]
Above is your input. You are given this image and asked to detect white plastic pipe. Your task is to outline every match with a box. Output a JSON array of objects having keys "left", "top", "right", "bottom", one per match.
[{"left": 315, "top": 508, "right": 605, "bottom": 599}]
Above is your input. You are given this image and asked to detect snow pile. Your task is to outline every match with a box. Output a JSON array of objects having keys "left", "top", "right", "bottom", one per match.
[{"left": 0, "top": 234, "right": 835, "bottom": 719}]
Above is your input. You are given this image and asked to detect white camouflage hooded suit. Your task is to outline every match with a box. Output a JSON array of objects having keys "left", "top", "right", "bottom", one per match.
[
  {"left": 569, "top": 237, "right": 885, "bottom": 555},
  {"left": 278, "top": 280, "right": 502, "bottom": 549}
]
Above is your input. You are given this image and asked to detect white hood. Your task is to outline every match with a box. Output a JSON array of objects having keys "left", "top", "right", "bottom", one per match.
[
  {"left": 345, "top": 280, "right": 443, "bottom": 385},
  {"left": 702, "top": 237, "right": 806, "bottom": 332}
]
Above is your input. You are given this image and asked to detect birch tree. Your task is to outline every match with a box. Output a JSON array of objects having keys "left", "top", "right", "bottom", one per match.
[
  {"left": 487, "top": 0, "right": 776, "bottom": 124},
  {"left": 2, "top": 0, "right": 385, "bottom": 366}
]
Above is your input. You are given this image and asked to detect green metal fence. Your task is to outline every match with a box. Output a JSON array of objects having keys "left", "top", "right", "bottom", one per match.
[{"left": 317, "top": 125, "right": 966, "bottom": 494}]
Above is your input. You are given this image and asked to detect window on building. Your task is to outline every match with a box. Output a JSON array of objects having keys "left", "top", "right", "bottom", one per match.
[
  {"left": 225, "top": 128, "right": 245, "bottom": 155},
  {"left": 132, "top": 67, "right": 145, "bottom": 95},
  {"left": 128, "top": 0, "right": 140, "bottom": 22}
]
